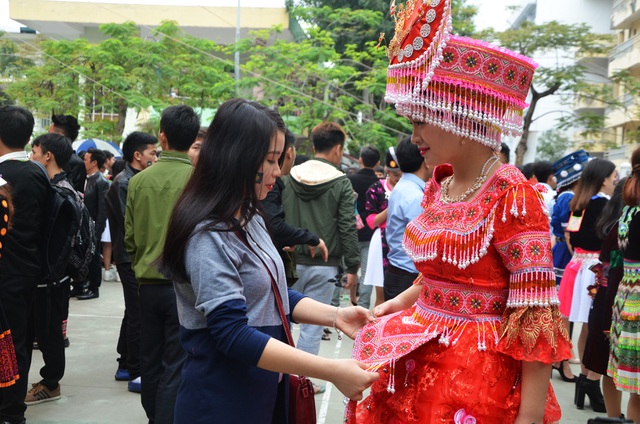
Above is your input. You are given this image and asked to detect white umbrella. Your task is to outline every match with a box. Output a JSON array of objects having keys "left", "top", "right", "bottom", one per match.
[{"left": 72, "top": 139, "right": 123, "bottom": 158}]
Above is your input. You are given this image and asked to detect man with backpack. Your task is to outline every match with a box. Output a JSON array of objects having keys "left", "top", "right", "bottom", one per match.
[
  {"left": 106, "top": 132, "right": 158, "bottom": 393},
  {"left": 50, "top": 114, "right": 86, "bottom": 193},
  {"left": 0, "top": 106, "right": 49, "bottom": 424},
  {"left": 27, "top": 133, "right": 89, "bottom": 405},
  {"left": 77, "top": 147, "right": 109, "bottom": 300}
]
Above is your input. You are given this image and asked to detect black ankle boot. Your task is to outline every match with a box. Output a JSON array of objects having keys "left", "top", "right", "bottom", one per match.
[
  {"left": 574, "top": 373, "right": 586, "bottom": 405},
  {"left": 575, "top": 378, "right": 606, "bottom": 413}
]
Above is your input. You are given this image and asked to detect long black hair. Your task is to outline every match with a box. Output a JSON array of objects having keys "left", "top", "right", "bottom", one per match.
[
  {"left": 570, "top": 159, "right": 616, "bottom": 212},
  {"left": 623, "top": 146, "right": 640, "bottom": 206},
  {"left": 161, "top": 98, "right": 282, "bottom": 283},
  {"left": 596, "top": 177, "right": 626, "bottom": 240}
]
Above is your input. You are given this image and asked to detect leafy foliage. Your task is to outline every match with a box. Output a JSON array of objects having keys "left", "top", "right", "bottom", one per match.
[
  {"left": 481, "top": 21, "right": 614, "bottom": 165},
  {"left": 291, "top": 0, "right": 477, "bottom": 53},
  {"left": 535, "top": 129, "right": 570, "bottom": 162},
  {"left": 3, "top": 3, "right": 477, "bottom": 149},
  {"left": 5, "top": 22, "right": 235, "bottom": 141},
  {"left": 235, "top": 25, "right": 406, "bottom": 154}
]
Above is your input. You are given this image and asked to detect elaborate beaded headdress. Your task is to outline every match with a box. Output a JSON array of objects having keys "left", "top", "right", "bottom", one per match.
[{"left": 385, "top": 0, "right": 538, "bottom": 149}]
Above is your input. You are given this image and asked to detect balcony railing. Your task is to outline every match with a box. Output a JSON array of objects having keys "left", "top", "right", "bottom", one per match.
[
  {"left": 610, "top": 33, "right": 640, "bottom": 71},
  {"left": 612, "top": 0, "right": 640, "bottom": 28},
  {"left": 606, "top": 94, "right": 640, "bottom": 128}
]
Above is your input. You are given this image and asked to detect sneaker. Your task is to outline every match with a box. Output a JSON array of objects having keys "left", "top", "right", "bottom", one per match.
[
  {"left": 25, "top": 382, "right": 61, "bottom": 405},
  {"left": 103, "top": 269, "right": 115, "bottom": 282},
  {"left": 115, "top": 271, "right": 121, "bottom": 282},
  {"left": 115, "top": 368, "right": 130, "bottom": 381},
  {"left": 128, "top": 377, "right": 141, "bottom": 393}
]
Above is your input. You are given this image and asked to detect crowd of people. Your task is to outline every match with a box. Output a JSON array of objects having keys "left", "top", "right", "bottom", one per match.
[{"left": 2, "top": 1, "right": 640, "bottom": 424}]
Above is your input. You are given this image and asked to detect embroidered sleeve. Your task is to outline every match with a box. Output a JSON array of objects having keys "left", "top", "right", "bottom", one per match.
[
  {"left": 493, "top": 183, "right": 572, "bottom": 363},
  {"left": 365, "top": 182, "right": 381, "bottom": 214}
]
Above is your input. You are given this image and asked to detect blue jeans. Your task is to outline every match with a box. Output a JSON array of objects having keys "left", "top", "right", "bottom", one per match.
[
  {"left": 356, "top": 241, "right": 372, "bottom": 309},
  {"left": 291, "top": 264, "right": 338, "bottom": 355}
]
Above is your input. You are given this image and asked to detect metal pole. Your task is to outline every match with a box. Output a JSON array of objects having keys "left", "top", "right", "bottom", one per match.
[{"left": 235, "top": 0, "right": 241, "bottom": 93}]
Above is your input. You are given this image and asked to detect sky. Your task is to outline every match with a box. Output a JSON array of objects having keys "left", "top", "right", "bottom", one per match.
[
  {"left": 473, "top": 0, "right": 515, "bottom": 31},
  {"left": 1, "top": 0, "right": 514, "bottom": 33}
]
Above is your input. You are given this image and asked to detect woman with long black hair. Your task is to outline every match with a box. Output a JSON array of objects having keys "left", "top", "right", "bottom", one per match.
[
  {"left": 160, "top": 98, "right": 378, "bottom": 424},
  {"left": 609, "top": 146, "right": 640, "bottom": 422},
  {"left": 582, "top": 178, "right": 626, "bottom": 416},
  {"left": 558, "top": 158, "right": 618, "bottom": 412}
]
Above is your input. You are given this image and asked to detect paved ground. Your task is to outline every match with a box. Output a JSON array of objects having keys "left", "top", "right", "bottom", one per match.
[{"left": 24, "top": 280, "right": 628, "bottom": 423}]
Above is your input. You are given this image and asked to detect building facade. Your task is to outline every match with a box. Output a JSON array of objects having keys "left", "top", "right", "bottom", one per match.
[
  {"left": 508, "top": 0, "right": 614, "bottom": 164},
  {"left": 607, "top": 0, "right": 640, "bottom": 170},
  {"left": 8, "top": 0, "right": 296, "bottom": 43}
]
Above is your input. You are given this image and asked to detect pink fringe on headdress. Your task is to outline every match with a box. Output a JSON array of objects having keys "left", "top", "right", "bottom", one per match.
[{"left": 385, "top": 2, "right": 538, "bottom": 149}]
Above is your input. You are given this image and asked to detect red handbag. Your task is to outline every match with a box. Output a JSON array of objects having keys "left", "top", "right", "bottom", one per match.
[{"left": 235, "top": 230, "right": 317, "bottom": 424}]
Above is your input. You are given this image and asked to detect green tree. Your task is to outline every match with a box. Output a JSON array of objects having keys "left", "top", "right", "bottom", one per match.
[
  {"left": 0, "top": 33, "right": 34, "bottom": 105},
  {"left": 5, "top": 22, "right": 235, "bottom": 140},
  {"left": 280, "top": 1, "right": 478, "bottom": 151},
  {"left": 236, "top": 23, "right": 407, "bottom": 154},
  {"left": 6, "top": 37, "right": 91, "bottom": 116},
  {"left": 535, "top": 129, "right": 570, "bottom": 162},
  {"left": 290, "top": 0, "right": 477, "bottom": 53},
  {"left": 481, "top": 21, "right": 612, "bottom": 165}
]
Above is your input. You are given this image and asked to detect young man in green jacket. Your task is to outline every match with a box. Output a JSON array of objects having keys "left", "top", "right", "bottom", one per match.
[
  {"left": 282, "top": 122, "right": 360, "bottom": 360},
  {"left": 124, "top": 105, "right": 199, "bottom": 424}
]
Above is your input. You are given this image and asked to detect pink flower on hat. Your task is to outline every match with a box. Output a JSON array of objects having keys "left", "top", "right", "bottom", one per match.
[{"left": 454, "top": 408, "right": 476, "bottom": 424}]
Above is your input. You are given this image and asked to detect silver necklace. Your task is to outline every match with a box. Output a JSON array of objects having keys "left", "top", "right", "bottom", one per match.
[{"left": 440, "top": 156, "right": 500, "bottom": 204}]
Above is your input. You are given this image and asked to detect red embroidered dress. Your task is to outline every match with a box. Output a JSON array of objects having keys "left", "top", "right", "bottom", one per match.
[
  {"left": 348, "top": 164, "right": 572, "bottom": 423},
  {"left": 0, "top": 195, "right": 18, "bottom": 388}
]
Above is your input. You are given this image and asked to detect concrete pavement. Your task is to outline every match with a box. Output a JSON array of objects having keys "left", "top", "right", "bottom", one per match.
[{"left": 24, "top": 280, "right": 628, "bottom": 423}]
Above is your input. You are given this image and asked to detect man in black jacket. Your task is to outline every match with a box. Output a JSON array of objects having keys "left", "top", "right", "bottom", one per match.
[
  {"left": 346, "top": 145, "right": 380, "bottom": 308},
  {"left": 0, "top": 106, "right": 49, "bottom": 424},
  {"left": 50, "top": 114, "right": 86, "bottom": 193},
  {"left": 261, "top": 130, "right": 328, "bottom": 281},
  {"left": 27, "top": 133, "right": 77, "bottom": 406},
  {"left": 77, "top": 147, "right": 109, "bottom": 300},
  {"left": 106, "top": 132, "right": 158, "bottom": 392}
]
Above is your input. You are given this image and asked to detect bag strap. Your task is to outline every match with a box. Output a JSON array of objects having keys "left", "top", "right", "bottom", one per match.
[{"left": 234, "top": 229, "right": 296, "bottom": 348}]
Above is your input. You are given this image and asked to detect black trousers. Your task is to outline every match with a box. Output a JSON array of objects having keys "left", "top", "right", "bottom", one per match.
[
  {"left": 139, "top": 284, "right": 185, "bottom": 424},
  {"left": 116, "top": 263, "right": 141, "bottom": 379},
  {"left": 0, "top": 275, "right": 36, "bottom": 423},
  {"left": 28, "top": 282, "right": 69, "bottom": 389},
  {"left": 383, "top": 265, "right": 419, "bottom": 301},
  {"left": 85, "top": 244, "right": 103, "bottom": 292}
]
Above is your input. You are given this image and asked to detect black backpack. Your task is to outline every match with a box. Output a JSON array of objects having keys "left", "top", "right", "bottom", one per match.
[
  {"left": 65, "top": 190, "right": 96, "bottom": 282},
  {"left": 40, "top": 165, "right": 96, "bottom": 286},
  {"left": 41, "top": 183, "right": 79, "bottom": 286}
]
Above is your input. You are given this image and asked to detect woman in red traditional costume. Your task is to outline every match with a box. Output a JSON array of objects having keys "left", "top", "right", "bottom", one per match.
[{"left": 346, "top": 1, "right": 573, "bottom": 422}]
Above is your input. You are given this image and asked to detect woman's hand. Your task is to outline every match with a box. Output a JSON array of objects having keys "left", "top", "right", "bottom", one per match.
[
  {"left": 336, "top": 306, "right": 375, "bottom": 339},
  {"left": 372, "top": 284, "right": 421, "bottom": 318},
  {"left": 329, "top": 359, "right": 379, "bottom": 401},
  {"left": 372, "top": 298, "right": 403, "bottom": 318}
]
